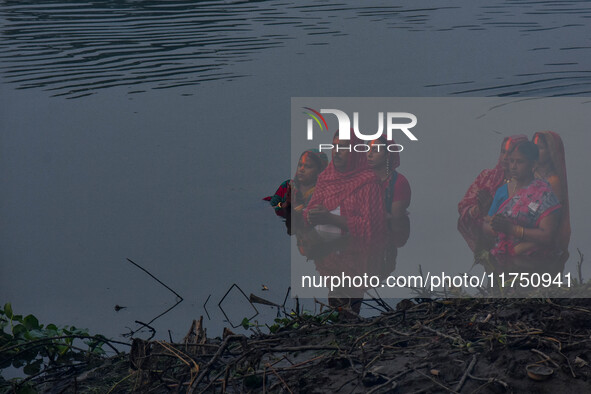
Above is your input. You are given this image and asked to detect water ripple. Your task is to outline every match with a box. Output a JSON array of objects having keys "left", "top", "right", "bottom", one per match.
[{"left": 1, "top": 0, "right": 590, "bottom": 97}]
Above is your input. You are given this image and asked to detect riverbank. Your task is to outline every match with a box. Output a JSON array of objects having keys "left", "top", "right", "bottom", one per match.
[{"left": 9, "top": 296, "right": 591, "bottom": 393}]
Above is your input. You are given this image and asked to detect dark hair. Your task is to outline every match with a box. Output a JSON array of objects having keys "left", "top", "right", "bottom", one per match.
[
  {"left": 300, "top": 151, "right": 320, "bottom": 170},
  {"left": 512, "top": 141, "right": 539, "bottom": 162}
]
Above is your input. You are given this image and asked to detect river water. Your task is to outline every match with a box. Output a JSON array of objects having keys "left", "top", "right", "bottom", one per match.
[{"left": 1, "top": 0, "right": 591, "bottom": 342}]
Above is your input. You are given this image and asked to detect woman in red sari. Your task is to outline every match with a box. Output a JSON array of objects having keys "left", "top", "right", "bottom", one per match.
[
  {"left": 533, "top": 131, "right": 570, "bottom": 269},
  {"left": 304, "top": 132, "right": 386, "bottom": 313},
  {"left": 305, "top": 134, "right": 385, "bottom": 241},
  {"left": 457, "top": 135, "right": 527, "bottom": 253}
]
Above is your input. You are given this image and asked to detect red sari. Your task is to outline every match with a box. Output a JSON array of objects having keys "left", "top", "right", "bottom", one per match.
[
  {"left": 533, "top": 131, "right": 570, "bottom": 263},
  {"left": 305, "top": 144, "right": 384, "bottom": 239},
  {"left": 304, "top": 134, "right": 386, "bottom": 276}
]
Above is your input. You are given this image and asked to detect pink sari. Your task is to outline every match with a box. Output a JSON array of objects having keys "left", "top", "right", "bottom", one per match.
[
  {"left": 491, "top": 179, "right": 561, "bottom": 266},
  {"left": 457, "top": 135, "right": 527, "bottom": 252}
]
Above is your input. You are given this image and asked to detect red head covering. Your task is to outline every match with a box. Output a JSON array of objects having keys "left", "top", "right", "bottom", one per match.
[
  {"left": 533, "top": 131, "right": 570, "bottom": 254},
  {"left": 307, "top": 132, "right": 378, "bottom": 212},
  {"left": 305, "top": 131, "right": 385, "bottom": 240},
  {"left": 457, "top": 134, "right": 528, "bottom": 252}
]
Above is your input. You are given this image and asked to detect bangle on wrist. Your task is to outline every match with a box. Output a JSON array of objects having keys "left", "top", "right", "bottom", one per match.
[
  {"left": 513, "top": 225, "right": 521, "bottom": 238},
  {"left": 514, "top": 225, "right": 524, "bottom": 240}
]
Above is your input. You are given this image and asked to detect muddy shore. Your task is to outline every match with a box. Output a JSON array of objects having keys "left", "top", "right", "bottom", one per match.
[{"left": 8, "top": 296, "right": 589, "bottom": 394}]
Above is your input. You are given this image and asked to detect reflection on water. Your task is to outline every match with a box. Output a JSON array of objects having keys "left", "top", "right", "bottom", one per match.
[{"left": 2, "top": 1, "right": 590, "bottom": 98}]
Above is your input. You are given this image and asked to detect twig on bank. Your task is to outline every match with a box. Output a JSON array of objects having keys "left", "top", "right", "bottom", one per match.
[
  {"left": 530, "top": 348, "right": 559, "bottom": 368},
  {"left": 106, "top": 373, "right": 134, "bottom": 394},
  {"left": 187, "top": 334, "right": 246, "bottom": 393},
  {"left": 366, "top": 369, "right": 413, "bottom": 394},
  {"left": 266, "top": 363, "right": 294, "bottom": 394},
  {"left": 421, "top": 324, "right": 465, "bottom": 345},
  {"left": 454, "top": 354, "right": 477, "bottom": 392},
  {"left": 414, "top": 369, "right": 459, "bottom": 394},
  {"left": 467, "top": 374, "right": 509, "bottom": 390}
]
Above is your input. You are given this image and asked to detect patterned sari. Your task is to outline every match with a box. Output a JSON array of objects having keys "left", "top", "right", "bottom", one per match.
[
  {"left": 305, "top": 136, "right": 385, "bottom": 242},
  {"left": 490, "top": 179, "right": 560, "bottom": 266},
  {"left": 303, "top": 134, "right": 386, "bottom": 277},
  {"left": 457, "top": 135, "right": 527, "bottom": 252}
]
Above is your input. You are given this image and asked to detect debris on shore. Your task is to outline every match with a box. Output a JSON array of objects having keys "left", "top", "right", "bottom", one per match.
[{"left": 11, "top": 297, "right": 591, "bottom": 393}]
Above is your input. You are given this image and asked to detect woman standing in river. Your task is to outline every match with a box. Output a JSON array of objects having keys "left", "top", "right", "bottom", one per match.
[
  {"left": 485, "top": 141, "right": 561, "bottom": 274},
  {"left": 458, "top": 135, "right": 528, "bottom": 253}
]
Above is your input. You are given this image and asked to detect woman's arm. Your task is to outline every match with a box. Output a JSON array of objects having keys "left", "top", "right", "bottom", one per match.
[
  {"left": 482, "top": 216, "right": 496, "bottom": 238},
  {"left": 491, "top": 210, "right": 560, "bottom": 244},
  {"left": 389, "top": 174, "right": 411, "bottom": 218}
]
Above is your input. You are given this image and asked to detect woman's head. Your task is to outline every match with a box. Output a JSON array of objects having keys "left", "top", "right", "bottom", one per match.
[
  {"left": 533, "top": 132, "right": 550, "bottom": 165},
  {"left": 509, "top": 141, "right": 538, "bottom": 182},
  {"left": 366, "top": 135, "right": 400, "bottom": 173},
  {"left": 332, "top": 134, "right": 351, "bottom": 172},
  {"left": 331, "top": 131, "right": 368, "bottom": 173},
  {"left": 296, "top": 150, "right": 328, "bottom": 185},
  {"left": 500, "top": 135, "right": 528, "bottom": 170},
  {"left": 533, "top": 131, "right": 566, "bottom": 171}
]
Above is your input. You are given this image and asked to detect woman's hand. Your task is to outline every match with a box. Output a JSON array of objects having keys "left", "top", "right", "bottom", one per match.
[
  {"left": 307, "top": 205, "right": 332, "bottom": 225},
  {"left": 490, "top": 214, "right": 515, "bottom": 235},
  {"left": 476, "top": 190, "right": 493, "bottom": 215}
]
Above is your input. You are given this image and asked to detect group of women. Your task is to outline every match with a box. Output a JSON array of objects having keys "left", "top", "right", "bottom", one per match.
[
  {"left": 266, "top": 132, "right": 412, "bottom": 313},
  {"left": 265, "top": 129, "right": 570, "bottom": 309},
  {"left": 458, "top": 131, "right": 570, "bottom": 275}
]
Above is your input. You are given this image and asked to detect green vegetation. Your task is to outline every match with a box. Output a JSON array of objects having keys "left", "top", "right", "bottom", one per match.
[{"left": 0, "top": 303, "right": 109, "bottom": 393}]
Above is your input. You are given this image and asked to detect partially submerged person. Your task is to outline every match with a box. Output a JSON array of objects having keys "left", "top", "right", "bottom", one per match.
[
  {"left": 484, "top": 141, "right": 562, "bottom": 274},
  {"left": 303, "top": 132, "right": 386, "bottom": 313},
  {"left": 533, "top": 131, "right": 570, "bottom": 269},
  {"left": 366, "top": 135, "right": 411, "bottom": 219},
  {"left": 457, "top": 135, "right": 528, "bottom": 253},
  {"left": 264, "top": 149, "right": 328, "bottom": 229}
]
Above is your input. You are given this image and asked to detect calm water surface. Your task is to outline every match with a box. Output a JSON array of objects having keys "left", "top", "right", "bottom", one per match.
[{"left": 1, "top": 0, "right": 591, "bottom": 342}]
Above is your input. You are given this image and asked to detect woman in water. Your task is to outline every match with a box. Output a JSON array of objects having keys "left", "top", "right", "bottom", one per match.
[
  {"left": 533, "top": 131, "right": 570, "bottom": 269},
  {"left": 304, "top": 132, "right": 385, "bottom": 313},
  {"left": 458, "top": 135, "right": 528, "bottom": 253},
  {"left": 265, "top": 149, "right": 328, "bottom": 225},
  {"left": 485, "top": 141, "right": 561, "bottom": 274}
]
